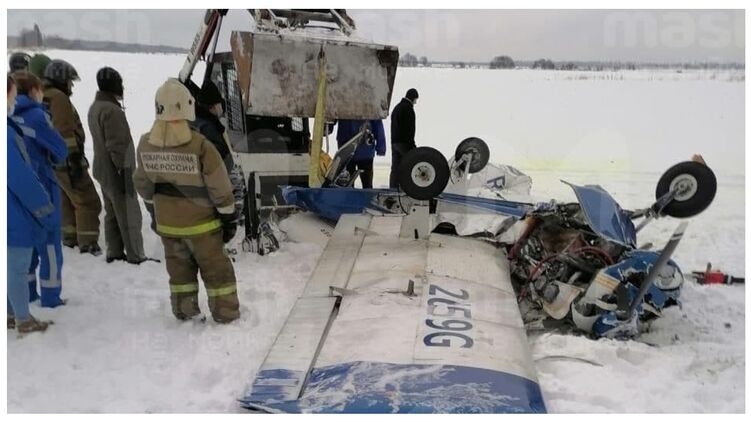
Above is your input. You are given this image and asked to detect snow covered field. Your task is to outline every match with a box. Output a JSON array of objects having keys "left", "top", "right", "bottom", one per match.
[{"left": 6, "top": 49, "right": 745, "bottom": 413}]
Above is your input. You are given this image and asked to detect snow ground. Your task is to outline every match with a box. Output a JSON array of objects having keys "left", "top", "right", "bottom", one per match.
[{"left": 5, "top": 49, "right": 745, "bottom": 413}]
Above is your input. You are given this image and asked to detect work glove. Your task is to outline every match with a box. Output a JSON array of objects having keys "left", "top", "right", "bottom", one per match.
[
  {"left": 144, "top": 202, "right": 157, "bottom": 233},
  {"left": 219, "top": 211, "right": 238, "bottom": 244}
]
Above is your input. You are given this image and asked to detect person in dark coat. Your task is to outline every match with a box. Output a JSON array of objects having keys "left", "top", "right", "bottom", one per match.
[
  {"left": 190, "top": 80, "right": 247, "bottom": 231},
  {"left": 87, "top": 67, "right": 146, "bottom": 264},
  {"left": 334, "top": 119, "right": 386, "bottom": 188},
  {"left": 389, "top": 88, "right": 419, "bottom": 188}
]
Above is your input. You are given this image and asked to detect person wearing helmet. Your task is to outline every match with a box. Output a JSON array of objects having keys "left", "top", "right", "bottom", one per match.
[
  {"left": 133, "top": 78, "right": 241, "bottom": 324},
  {"left": 87, "top": 67, "right": 146, "bottom": 264},
  {"left": 28, "top": 53, "right": 51, "bottom": 79},
  {"left": 9, "top": 52, "right": 31, "bottom": 72},
  {"left": 43, "top": 59, "right": 103, "bottom": 255}
]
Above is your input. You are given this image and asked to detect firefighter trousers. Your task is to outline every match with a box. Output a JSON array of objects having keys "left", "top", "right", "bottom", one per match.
[
  {"left": 56, "top": 168, "right": 102, "bottom": 247},
  {"left": 161, "top": 231, "right": 240, "bottom": 323}
]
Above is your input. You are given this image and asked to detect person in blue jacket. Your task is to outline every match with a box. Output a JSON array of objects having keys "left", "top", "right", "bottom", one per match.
[
  {"left": 7, "top": 73, "right": 56, "bottom": 333},
  {"left": 334, "top": 119, "right": 386, "bottom": 189},
  {"left": 11, "top": 71, "right": 68, "bottom": 308}
]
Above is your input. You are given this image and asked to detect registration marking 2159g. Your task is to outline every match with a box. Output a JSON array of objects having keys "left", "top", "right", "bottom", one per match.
[{"left": 423, "top": 284, "right": 474, "bottom": 348}]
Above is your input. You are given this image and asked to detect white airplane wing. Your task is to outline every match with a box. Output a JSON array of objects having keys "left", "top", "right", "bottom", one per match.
[{"left": 240, "top": 213, "right": 546, "bottom": 413}]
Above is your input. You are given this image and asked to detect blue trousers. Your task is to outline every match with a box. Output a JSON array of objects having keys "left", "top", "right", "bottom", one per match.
[
  {"left": 28, "top": 250, "right": 40, "bottom": 302},
  {"left": 27, "top": 229, "right": 64, "bottom": 308},
  {"left": 28, "top": 177, "right": 65, "bottom": 308},
  {"left": 8, "top": 247, "right": 34, "bottom": 321}
]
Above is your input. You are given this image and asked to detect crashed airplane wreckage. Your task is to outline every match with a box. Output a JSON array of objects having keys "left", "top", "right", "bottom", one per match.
[
  {"left": 241, "top": 127, "right": 717, "bottom": 413},
  {"left": 282, "top": 127, "right": 717, "bottom": 339},
  {"left": 179, "top": 8, "right": 716, "bottom": 414}
]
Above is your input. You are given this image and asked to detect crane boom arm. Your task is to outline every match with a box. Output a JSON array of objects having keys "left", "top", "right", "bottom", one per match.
[{"left": 179, "top": 9, "right": 228, "bottom": 83}]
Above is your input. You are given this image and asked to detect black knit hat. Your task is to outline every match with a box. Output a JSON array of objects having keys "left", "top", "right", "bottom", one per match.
[
  {"left": 406, "top": 88, "right": 419, "bottom": 100},
  {"left": 96, "top": 66, "right": 124, "bottom": 97},
  {"left": 197, "top": 79, "right": 223, "bottom": 106}
]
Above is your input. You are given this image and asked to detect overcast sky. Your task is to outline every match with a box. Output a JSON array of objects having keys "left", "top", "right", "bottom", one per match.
[{"left": 7, "top": 9, "right": 745, "bottom": 62}]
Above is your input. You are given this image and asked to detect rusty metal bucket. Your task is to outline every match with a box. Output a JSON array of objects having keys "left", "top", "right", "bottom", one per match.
[{"left": 230, "top": 30, "right": 399, "bottom": 119}]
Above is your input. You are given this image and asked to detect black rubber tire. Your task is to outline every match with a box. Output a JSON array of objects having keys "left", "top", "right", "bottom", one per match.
[
  {"left": 655, "top": 161, "right": 717, "bottom": 218},
  {"left": 454, "top": 137, "right": 490, "bottom": 174},
  {"left": 397, "top": 147, "right": 450, "bottom": 200}
]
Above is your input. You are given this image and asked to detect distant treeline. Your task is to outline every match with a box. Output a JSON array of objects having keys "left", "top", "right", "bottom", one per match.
[
  {"left": 8, "top": 26, "right": 745, "bottom": 69},
  {"left": 400, "top": 52, "right": 744, "bottom": 71},
  {"left": 8, "top": 25, "right": 187, "bottom": 54}
]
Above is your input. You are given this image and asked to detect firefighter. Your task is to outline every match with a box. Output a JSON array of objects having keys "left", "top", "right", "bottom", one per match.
[
  {"left": 9, "top": 51, "right": 31, "bottom": 72},
  {"left": 28, "top": 53, "right": 51, "bottom": 79},
  {"left": 133, "top": 78, "right": 240, "bottom": 323},
  {"left": 43, "top": 59, "right": 103, "bottom": 254},
  {"left": 87, "top": 67, "right": 146, "bottom": 264}
]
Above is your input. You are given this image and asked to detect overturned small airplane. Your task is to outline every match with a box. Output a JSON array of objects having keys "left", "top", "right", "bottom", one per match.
[
  {"left": 240, "top": 130, "right": 717, "bottom": 413},
  {"left": 173, "top": 9, "right": 717, "bottom": 414}
]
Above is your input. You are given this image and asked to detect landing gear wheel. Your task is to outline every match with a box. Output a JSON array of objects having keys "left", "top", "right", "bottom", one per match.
[
  {"left": 655, "top": 161, "right": 717, "bottom": 218},
  {"left": 454, "top": 137, "right": 490, "bottom": 174},
  {"left": 397, "top": 147, "right": 450, "bottom": 200}
]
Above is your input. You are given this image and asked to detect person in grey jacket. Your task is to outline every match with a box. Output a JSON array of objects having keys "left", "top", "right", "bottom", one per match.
[{"left": 87, "top": 67, "right": 146, "bottom": 264}]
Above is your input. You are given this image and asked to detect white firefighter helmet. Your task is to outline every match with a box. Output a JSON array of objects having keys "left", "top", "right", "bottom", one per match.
[{"left": 154, "top": 78, "right": 195, "bottom": 122}]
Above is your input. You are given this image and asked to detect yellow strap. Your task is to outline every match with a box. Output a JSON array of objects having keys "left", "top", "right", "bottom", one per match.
[
  {"left": 308, "top": 50, "right": 326, "bottom": 188},
  {"left": 206, "top": 284, "right": 237, "bottom": 298},
  {"left": 157, "top": 219, "right": 222, "bottom": 237},
  {"left": 170, "top": 283, "right": 199, "bottom": 294}
]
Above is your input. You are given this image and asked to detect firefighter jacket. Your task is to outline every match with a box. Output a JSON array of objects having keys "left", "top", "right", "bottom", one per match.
[{"left": 133, "top": 120, "right": 235, "bottom": 238}]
